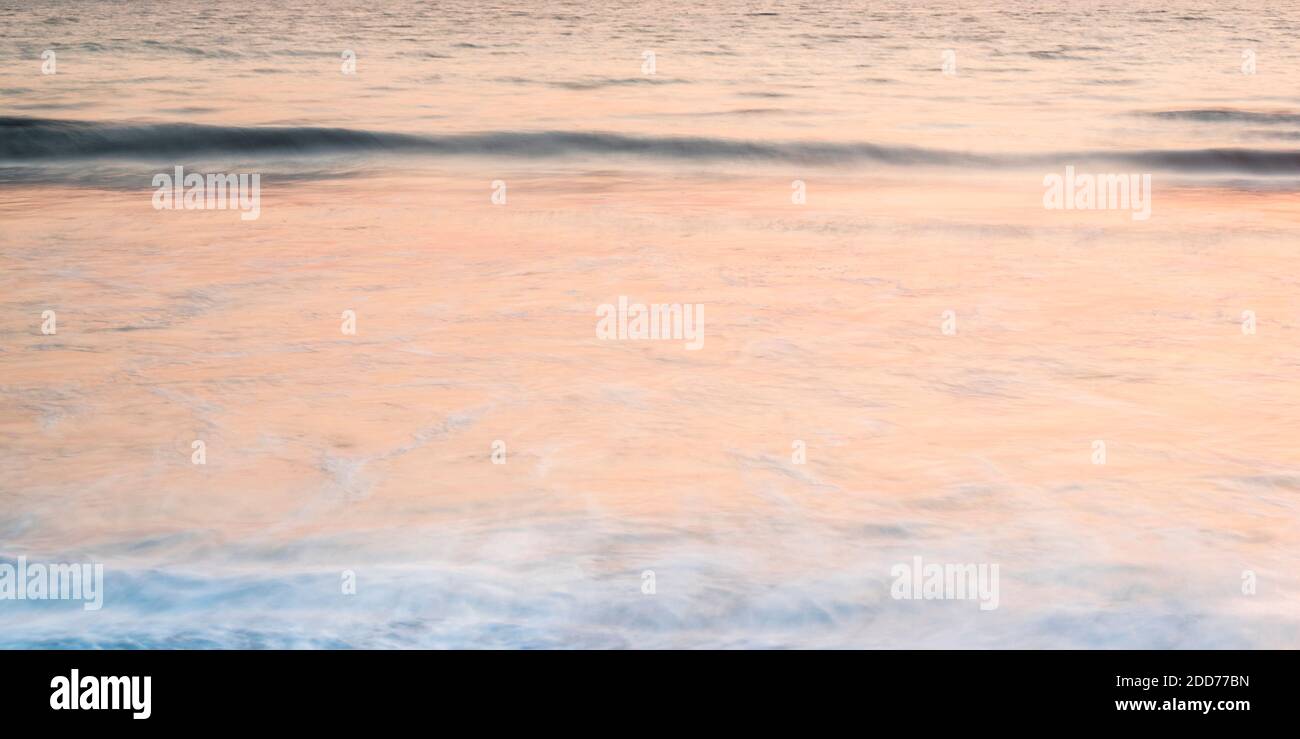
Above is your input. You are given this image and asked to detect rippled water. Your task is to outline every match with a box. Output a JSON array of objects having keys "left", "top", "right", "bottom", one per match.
[{"left": 1, "top": 0, "right": 1298, "bottom": 648}]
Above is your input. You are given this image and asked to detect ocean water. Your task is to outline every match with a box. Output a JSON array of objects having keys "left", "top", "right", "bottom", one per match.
[{"left": 1, "top": 0, "right": 1298, "bottom": 648}]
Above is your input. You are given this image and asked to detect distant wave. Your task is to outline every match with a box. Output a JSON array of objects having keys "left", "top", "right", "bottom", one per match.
[
  {"left": 0, "top": 116, "right": 988, "bottom": 165},
  {"left": 3, "top": 117, "right": 1300, "bottom": 174},
  {"left": 1142, "top": 108, "right": 1300, "bottom": 125}
]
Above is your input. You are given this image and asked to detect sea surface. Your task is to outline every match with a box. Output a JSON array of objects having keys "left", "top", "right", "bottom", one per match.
[{"left": 1, "top": 0, "right": 1298, "bottom": 648}]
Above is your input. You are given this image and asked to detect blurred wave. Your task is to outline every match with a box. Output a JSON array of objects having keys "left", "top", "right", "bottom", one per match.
[
  {"left": 1142, "top": 109, "right": 1300, "bottom": 125},
  {"left": 5, "top": 117, "right": 1300, "bottom": 175},
  {"left": 1, "top": 537, "right": 1285, "bottom": 649}
]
